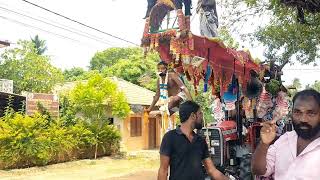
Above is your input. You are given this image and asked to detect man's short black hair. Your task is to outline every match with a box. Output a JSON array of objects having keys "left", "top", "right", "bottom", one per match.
[
  {"left": 179, "top": 101, "right": 200, "bottom": 123},
  {"left": 293, "top": 89, "right": 320, "bottom": 106},
  {"left": 157, "top": 61, "right": 168, "bottom": 67}
]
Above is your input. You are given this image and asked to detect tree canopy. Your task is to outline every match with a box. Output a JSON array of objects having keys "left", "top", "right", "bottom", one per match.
[
  {"left": 63, "top": 67, "right": 87, "bottom": 82},
  {"left": 219, "top": 0, "right": 320, "bottom": 65},
  {"left": 0, "top": 40, "right": 63, "bottom": 94},
  {"left": 90, "top": 47, "right": 142, "bottom": 71},
  {"left": 254, "top": 0, "right": 320, "bottom": 64},
  {"left": 69, "top": 72, "right": 130, "bottom": 120},
  {"left": 311, "top": 81, "right": 320, "bottom": 92},
  {"left": 88, "top": 47, "right": 159, "bottom": 91}
]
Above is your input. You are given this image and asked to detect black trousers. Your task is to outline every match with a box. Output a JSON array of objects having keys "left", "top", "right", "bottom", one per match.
[
  {"left": 174, "top": 0, "right": 192, "bottom": 16},
  {"left": 145, "top": 0, "right": 157, "bottom": 18},
  {"left": 145, "top": 0, "right": 192, "bottom": 18}
]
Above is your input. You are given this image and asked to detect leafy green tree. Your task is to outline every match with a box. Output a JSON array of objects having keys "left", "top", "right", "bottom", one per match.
[
  {"left": 0, "top": 40, "right": 63, "bottom": 94},
  {"left": 217, "top": 0, "right": 320, "bottom": 64},
  {"left": 31, "top": 35, "right": 48, "bottom": 55},
  {"left": 90, "top": 47, "right": 142, "bottom": 71},
  {"left": 292, "top": 78, "right": 302, "bottom": 90},
  {"left": 182, "top": 79, "right": 213, "bottom": 124},
  {"left": 311, "top": 80, "right": 320, "bottom": 92},
  {"left": 287, "top": 78, "right": 302, "bottom": 96},
  {"left": 218, "top": 26, "right": 240, "bottom": 49},
  {"left": 194, "top": 90, "right": 214, "bottom": 124},
  {"left": 102, "top": 49, "right": 159, "bottom": 91},
  {"left": 255, "top": 13, "right": 320, "bottom": 64},
  {"left": 69, "top": 72, "right": 130, "bottom": 158},
  {"left": 63, "top": 67, "right": 87, "bottom": 82}
]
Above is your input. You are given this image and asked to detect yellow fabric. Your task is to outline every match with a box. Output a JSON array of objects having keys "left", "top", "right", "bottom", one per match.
[
  {"left": 207, "top": 37, "right": 227, "bottom": 48},
  {"left": 158, "top": 0, "right": 175, "bottom": 8}
]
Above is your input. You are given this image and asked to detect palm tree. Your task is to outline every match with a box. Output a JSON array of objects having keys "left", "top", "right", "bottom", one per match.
[{"left": 31, "top": 35, "right": 47, "bottom": 55}]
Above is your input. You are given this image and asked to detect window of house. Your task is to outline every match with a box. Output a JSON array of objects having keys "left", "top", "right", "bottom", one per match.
[{"left": 130, "top": 117, "right": 142, "bottom": 137}]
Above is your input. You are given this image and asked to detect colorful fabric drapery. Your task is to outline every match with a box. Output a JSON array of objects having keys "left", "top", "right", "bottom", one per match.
[{"left": 154, "top": 33, "right": 261, "bottom": 94}]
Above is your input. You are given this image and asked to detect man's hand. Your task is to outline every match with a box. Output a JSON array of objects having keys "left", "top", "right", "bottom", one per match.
[
  {"left": 145, "top": 107, "right": 151, "bottom": 112},
  {"left": 252, "top": 120, "right": 277, "bottom": 175},
  {"left": 260, "top": 120, "right": 277, "bottom": 145},
  {"left": 203, "top": 158, "right": 229, "bottom": 180}
]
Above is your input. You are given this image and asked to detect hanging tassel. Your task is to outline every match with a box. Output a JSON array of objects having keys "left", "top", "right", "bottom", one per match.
[
  {"left": 155, "top": 34, "right": 159, "bottom": 48},
  {"left": 170, "top": 37, "right": 174, "bottom": 53},
  {"left": 188, "top": 32, "right": 194, "bottom": 50},
  {"left": 212, "top": 85, "right": 216, "bottom": 95},
  {"left": 210, "top": 69, "right": 216, "bottom": 95},
  {"left": 194, "top": 78, "right": 198, "bottom": 96},
  {"left": 204, "top": 84, "right": 208, "bottom": 93},
  {"left": 194, "top": 86, "right": 198, "bottom": 96},
  {"left": 185, "top": 70, "right": 191, "bottom": 81},
  {"left": 150, "top": 36, "right": 155, "bottom": 50},
  {"left": 204, "top": 64, "right": 211, "bottom": 92},
  {"left": 209, "top": 70, "right": 215, "bottom": 89},
  {"left": 175, "top": 53, "right": 180, "bottom": 64},
  {"left": 219, "top": 77, "right": 224, "bottom": 96}
]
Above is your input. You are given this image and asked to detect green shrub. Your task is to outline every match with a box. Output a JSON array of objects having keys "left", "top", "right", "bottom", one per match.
[
  {"left": 0, "top": 113, "right": 52, "bottom": 168},
  {"left": 65, "top": 122, "right": 96, "bottom": 159},
  {"left": 46, "top": 122, "right": 79, "bottom": 163},
  {"left": 81, "top": 123, "right": 121, "bottom": 158},
  {"left": 59, "top": 95, "right": 78, "bottom": 126},
  {"left": 0, "top": 112, "right": 121, "bottom": 169},
  {"left": 96, "top": 124, "right": 121, "bottom": 155}
]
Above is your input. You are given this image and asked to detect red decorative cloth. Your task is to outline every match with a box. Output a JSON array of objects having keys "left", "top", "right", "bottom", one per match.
[{"left": 155, "top": 33, "right": 261, "bottom": 90}]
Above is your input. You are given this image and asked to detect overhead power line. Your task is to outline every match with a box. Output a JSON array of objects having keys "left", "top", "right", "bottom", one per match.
[
  {"left": 0, "top": 6, "right": 115, "bottom": 46},
  {"left": 0, "top": 1, "right": 114, "bottom": 45},
  {"left": 0, "top": 15, "right": 101, "bottom": 48},
  {"left": 21, "top": 0, "right": 139, "bottom": 46}
]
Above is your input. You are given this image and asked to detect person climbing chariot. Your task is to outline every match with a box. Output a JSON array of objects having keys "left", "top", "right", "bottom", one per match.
[{"left": 147, "top": 61, "right": 193, "bottom": 117}]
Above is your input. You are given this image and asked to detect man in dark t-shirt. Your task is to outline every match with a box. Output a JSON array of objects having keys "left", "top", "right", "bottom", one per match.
[{"left": 157, "top": 101, "right": 228, "bottom": 180}]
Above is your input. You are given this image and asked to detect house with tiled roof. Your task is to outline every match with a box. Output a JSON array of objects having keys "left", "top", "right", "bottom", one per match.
[
  {"left": 110, "top": 77, "right": 162, "bottom": 151},
  {"left": 54, "top": 77, "right": 173, "bottom": 151}
]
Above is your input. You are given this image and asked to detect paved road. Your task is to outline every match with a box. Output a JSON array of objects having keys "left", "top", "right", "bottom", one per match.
[
  {"left": 105, "top": 171, "right": 157, "bottom": 180},
  {"left": 104, "top": 171, "right": 214, "bottom": 180},
  {"left": 0, "top": 150, "right": 161, "bottom": 180}
]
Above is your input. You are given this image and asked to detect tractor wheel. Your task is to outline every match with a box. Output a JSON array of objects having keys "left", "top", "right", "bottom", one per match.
[{"left": 239, "top": 154, "right": 254, "bottom": 180}]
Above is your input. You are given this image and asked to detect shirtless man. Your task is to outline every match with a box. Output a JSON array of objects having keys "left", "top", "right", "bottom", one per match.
[{"left": 147, "top": 61, "right": 193, "bottom": 115}]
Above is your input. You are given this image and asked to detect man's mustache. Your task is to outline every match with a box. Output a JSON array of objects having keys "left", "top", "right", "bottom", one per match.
[{"left": 296, "top": 122, "right": 312, "bottom": 129}]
